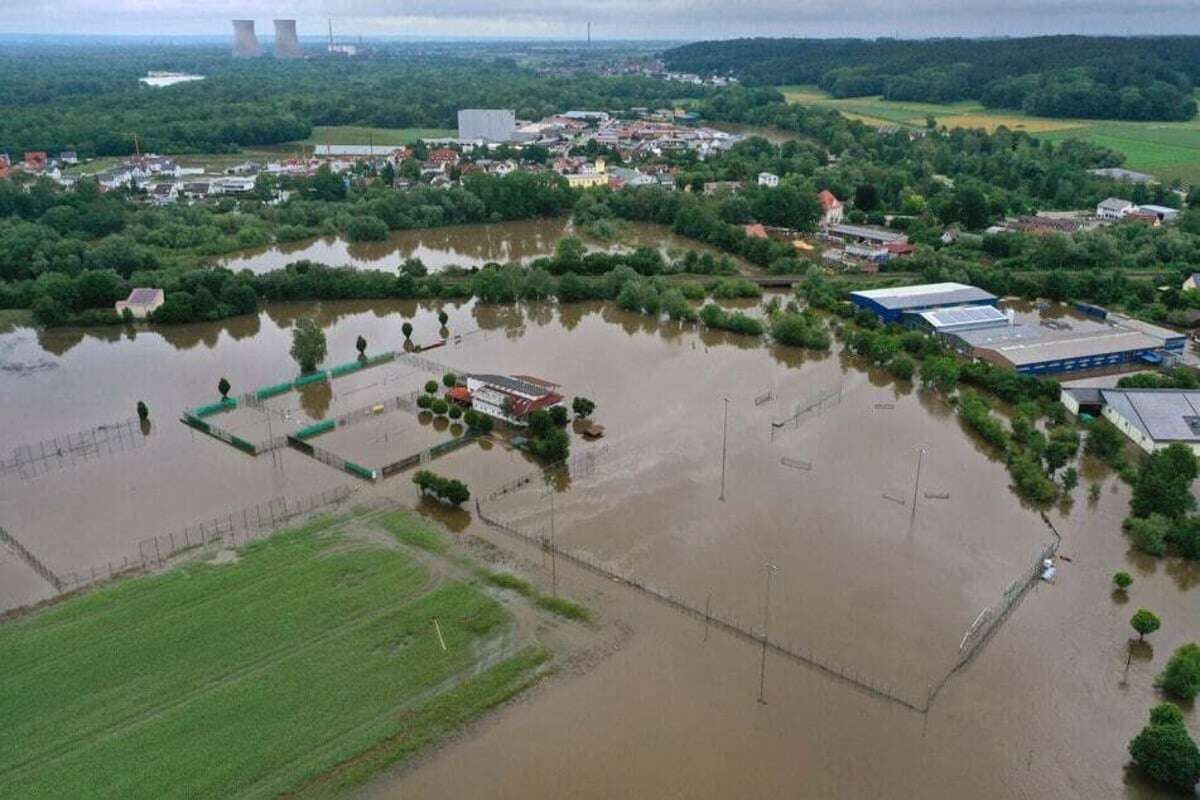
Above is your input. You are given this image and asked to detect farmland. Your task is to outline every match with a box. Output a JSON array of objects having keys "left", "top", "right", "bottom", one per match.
[
  {"left": 781, "top": 85, "right": 1200, "bottom": 184},
  {"left": 300, "top": 126, "right": 457, "bottom": 146},
  {"left": 0, "top": 509, "right": 550, "bottom": 799}
]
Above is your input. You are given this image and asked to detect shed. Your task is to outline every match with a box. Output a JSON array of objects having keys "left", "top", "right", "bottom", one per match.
[{"left": 115, "top": 288, "right": 165, "bottom": 319}]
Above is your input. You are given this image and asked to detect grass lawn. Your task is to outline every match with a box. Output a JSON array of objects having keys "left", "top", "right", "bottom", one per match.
[
  {"left": 780, "top": 84, "right": 1200, "bottom": 184},
  {"left": 300, "top": 126, "right": 457, "bottom": 146},
  {"left": 0, "top": 511, "right": 548, "bottom": 799}
]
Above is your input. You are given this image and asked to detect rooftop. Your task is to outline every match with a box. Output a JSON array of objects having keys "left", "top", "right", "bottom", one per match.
[
  {"left": 851, "top": 282, "right": 997, "bottom": 311},
  {"left": 828, "top": 223, "right": 906, "bottom": 243},
  {"left": 1101, "top": 389, "right": 1200, "bottom": 443},
  {"left": 123, "top": 288, "right": 164, "bottom": 305},
  {"left": 978, "top": 329, "right": 1162, "bottom": 367},
  {"left": 914, "top": 304, "right": 1008, "bottom": 330}
]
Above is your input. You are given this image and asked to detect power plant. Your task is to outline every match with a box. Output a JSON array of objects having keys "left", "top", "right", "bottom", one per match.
[
  {"left": 231, "top": 20, "right": 260, "bottom": 58},
  {"left": 273, "top": 20, "right": 301, "bottom": 59}
]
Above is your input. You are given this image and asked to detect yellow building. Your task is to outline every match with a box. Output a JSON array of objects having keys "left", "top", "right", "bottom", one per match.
[{"left": 565, "top": 158, "right": 608, "bottom": 189}]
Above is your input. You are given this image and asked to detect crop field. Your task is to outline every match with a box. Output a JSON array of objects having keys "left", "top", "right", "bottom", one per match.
[
  {"left": 0, "top": 510, "right": 548, "bottom": 799},
  {"left": 301, "top": 126, "right": 457, "bottom": 146},
  {"left": 780, "top": 85, "right": 1200, "bottom": 184}
]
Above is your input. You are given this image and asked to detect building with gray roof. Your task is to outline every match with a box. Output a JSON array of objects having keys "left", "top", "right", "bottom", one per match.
[
  {"left": 849, "top": 282, "right": 998, "bottom": 323},
  {"left": 1099, "top": 389, "right": 1200, "bottom": 454}
]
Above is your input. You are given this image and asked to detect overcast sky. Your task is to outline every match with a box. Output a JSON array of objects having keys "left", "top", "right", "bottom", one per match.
[{"left": 0, "top": 0, "right": 1195, "bottom": 39}]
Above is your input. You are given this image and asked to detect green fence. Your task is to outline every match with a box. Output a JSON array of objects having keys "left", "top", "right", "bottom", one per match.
[
  {"left": 293, "top": 371, "right": 329, "bottom": 388},
  {"left": 330, "top": 360, "right": 364, "bottom": 378},
  {"left": 193, "top": 398, "right": 236, "bottom": 418},
  {"left": 295, "top": 419, "right": 336, "bottom": 440},
  {"left": 345, "top": 461, "right": 377, "bottom": 481},
  {"left": 254, "top": 381, "right": 293, "bottom": 401}
]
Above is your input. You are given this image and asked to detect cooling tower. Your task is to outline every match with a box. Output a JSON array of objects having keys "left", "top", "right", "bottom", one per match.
[
  {"left": 232, "top": 20, "right": 260, "bottom": 58},
  {"left": 274, "top": 20, "right": 301, "bottom": 59}
]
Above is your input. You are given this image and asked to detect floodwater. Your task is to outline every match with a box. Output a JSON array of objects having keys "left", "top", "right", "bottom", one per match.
[
  {"left": 0, "top": 298, "right": 1196, "bottom": 798},
  {"left": 218, "top": 219, "right": 735, "bottom": 274}
]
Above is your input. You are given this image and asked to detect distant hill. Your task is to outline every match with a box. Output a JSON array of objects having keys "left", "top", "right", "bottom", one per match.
[{"left": 662, "top": 36, "right": 1200, "bottom": 122}]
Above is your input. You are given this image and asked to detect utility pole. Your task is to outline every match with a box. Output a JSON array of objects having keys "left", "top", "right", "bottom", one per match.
[
  {"left": 909, "top": 447, "right": 926, "bottom": 524},
  {"left": 758, "top": 562, "right": 777, "bottom": 704},
  {"left": 549, "top": 483, "right": 557, "bottom": 596},
  {"left": 719, "top": 397, "right": 729, "bottom": 501}
]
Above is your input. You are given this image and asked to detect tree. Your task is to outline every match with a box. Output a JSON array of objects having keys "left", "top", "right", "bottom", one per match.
[
  {"left": 530, "top": 426, "right": 570, "bottom": 462},
  {"left": 448, "top": 404, "right": 463, "bottom": 420},
  {"left": 136, "top": 400, "right": 149, "bottom": 421},
  {"left": 549, "top": 405, "right": 568, "bottom": 426},
  {"left": 431, "top": 398, "right": 449, "bottom": 416},
  {"left": 1113, "top": 571, "right": 1133, "bottom": 591},
  {"left": 1132, "top": 444, "right": 1199, "bottom": 520},
  {"left": 289, "top": 316, "right": 327, "bottom": 374},
  {"left": 1129, "top": 703, "right": 1200, "bottom": 792},
  {"left": 1084, "top": 419, "right": 1125, "bottom": 463},
  {"left": 438, "top": 310, "right": 449, "bottom": 327},
  {"left": 854, "top": 183, "right": 878, "bottom": 211},
  {"left": 356, "top": 335, "right": 367, "bottom": 358},
  {"left": 1128, "top": 514, "right": 1170, "bottom": 556},
  {"left": 572, "top": 396, "right": 596, "bottom": 418},
  {"left": 402, "top": 321, "right": 413, "bottom": 340},
  {"left": 1159, "top": 644, "right": 1200, "bottom": 701},
  {"left": 218, "top": 377, "right": 231, "bottom": 399},
  {"left": 920, "top": 356, "right": 960, "bottom": 393},
  {"left": 442, "top": 372, "right": 457, "bottom": 388},
  {"left": 1131, "top": 609, "right": 1161, "bottom": 641},
  {"left": 424, "top": 380, "right": 439, "bottom": 394}
]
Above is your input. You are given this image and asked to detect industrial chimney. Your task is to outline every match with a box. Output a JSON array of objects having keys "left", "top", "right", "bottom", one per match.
[
  {"left": 273, "top": 20, "right": 301, "bottom": 59},
  {"left": 232, "top": 20, "right": 260, "bottom": 58}
]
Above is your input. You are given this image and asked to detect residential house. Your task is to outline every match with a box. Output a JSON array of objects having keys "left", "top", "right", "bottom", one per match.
[
  {"left": 148, "top": 183, "right": 178, "bottom": 205},
  {"left": 23, "top": 152, "right": 48, "bottom": 171},
  {"left": 743, "top": 223, "right": 769, "bottom": 239},
  {"left": 464, "top": 374, "right": 565, "bottom": 426},
  {"left": 428, "top": 148, "right": 460, "bottom": 170},
  {"left": 818, "top": 190, "right": 844, "bottom": 226},
  {"left": 212, "top": 176, "right": 257, "bottom": 195},
  {"left": 758, "top": 172, "right": 779, "bottom": 188},
  {"left": 58, "top": 151, "right": 79, "bottom": 165},
  {"left": 1096, "top": 197, "right": 1135, "bottom": 221}
]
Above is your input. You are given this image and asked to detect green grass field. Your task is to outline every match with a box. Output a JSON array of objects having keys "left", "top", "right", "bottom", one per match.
[
  {"left": 0, "top": 510, "right": 548, "bottom": 799},
  {"left": 301, "top": 126, "right": 456, "bottom": 146},
  {"left": 779, "top": 85, "right": 1200, "bottom": 185}
]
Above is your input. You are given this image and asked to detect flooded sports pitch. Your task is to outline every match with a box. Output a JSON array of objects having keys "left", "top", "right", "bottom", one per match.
[{"left": 1, "top": 296, "right": 1196, "bottom": 798}]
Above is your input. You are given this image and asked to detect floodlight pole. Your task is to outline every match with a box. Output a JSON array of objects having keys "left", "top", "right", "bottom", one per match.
[
  {"left": 909, "top": 447, "right": 926, "bottom": 524},
  {"left": 720, "top": 397, "right": 730, "bottom": 501},
  {"left": 758, "top": 562, "right": 777, "bottom": 704}
]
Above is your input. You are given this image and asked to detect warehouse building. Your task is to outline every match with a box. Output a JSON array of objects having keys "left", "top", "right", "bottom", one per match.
[
  {"left": 457, "top": 109, "right": 517, "bottom": 143},
  {"left": 849, "top": 282, "right": 998, "bottom": 324},
  {"left": 1099, "top": 389, "right": 1200, "bottom": 455},
  {"left": 911, "top": 305, "right": 1011, "bottom": 335},
  {"left": 974, "top": 329, "right": 1165, "bottom": 375}
]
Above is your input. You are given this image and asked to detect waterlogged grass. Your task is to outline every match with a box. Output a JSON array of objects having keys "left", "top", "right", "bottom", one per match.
[
  {"left": 781, "top": 84, "right": 1200, "bottom": 182},
  {"left": 0, "top": 514, "right": 544, "bottom": 799},
  {"left": 0, "top": 308, "right": 34, "bottom": 333},
  {"left": 374, "top": 508, "right": 449, "bottom": 553},
  {"left": 482, "top": 569, "right": 591, "bottom": 622},
  {"left": 301, "top": 126, "right": 456, "bottom": 146}
]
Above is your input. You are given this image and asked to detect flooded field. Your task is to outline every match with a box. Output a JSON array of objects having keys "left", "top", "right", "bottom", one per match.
[
  {"left": 0, "top": 297, "right": 1196, "bottom": 798},
  {"left": 218, "top": 219, "right": 735, "bottom": 274}
]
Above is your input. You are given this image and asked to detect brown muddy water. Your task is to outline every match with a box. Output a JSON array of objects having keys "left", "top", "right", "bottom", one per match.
[
  {"left": 0, "top": 298, "right": 1196, "bottom": 798},
  {"left": 217, "top": 219, "right": 734, "bottom": 274}
]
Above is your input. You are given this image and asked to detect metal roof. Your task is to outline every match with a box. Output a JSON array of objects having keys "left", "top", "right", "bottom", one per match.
[
  {"left": 914, "top": 305, "right": 1008, "bottom": 330},
  {"left": 124, "top": 288, "right": 163, "bottom": 305},
  {"left": 978, "top": 330, "right": 1162, "bottom": 366},
  {"left": 850, "top": 282, "right": 997, "bottom": 311},
  {"left": 1101, "top": 389, "right": 1200, "bottom": 443},
  {"left": 953, "top": 324, "right": 1043, "bottom": 348},
  {"left": 468, "top": 374, "right": 555, "bottom": 397},
  {"left": 827, "top": 223, "right": 907, "bottom": 244}
]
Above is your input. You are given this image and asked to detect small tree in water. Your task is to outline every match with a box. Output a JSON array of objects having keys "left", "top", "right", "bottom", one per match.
[
  {"left": 1129, "top": 703, "right": 1200, "bottom": 791},
  {"left": 1113, "top": 571, "right": 1133, "bottom": 591},
  {"left": 290, "top": 317, "right": 327, "bottom": 374},
  {"left": 572, "top": 396, "right": 596, "bottom": 418},
  {"left": 438, "top": 310, "right": 449, "bottom": 328},
  {"left": 218, "top": 377, "right": 231, "bottom": 399},
  {"left": 1132, "top": 609, "right": 1161, "bottom": 641},
  {"left": 402, "top": 321, "right": 413, "bottom": 340},
  {"left": 136, "top": 401, "right": 149, "bottom": 421},
  {"left": 356, "top": 335, "right": 367, "bottom": 358}
]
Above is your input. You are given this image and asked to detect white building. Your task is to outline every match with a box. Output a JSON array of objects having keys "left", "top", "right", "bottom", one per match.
[
  {"left": 457, "top": 109, "right": 517, "bottom": 143},
  {"left": 1099, "top": 389, "right": 1200, "bottom": 456},
  {"left": 115, "top": 288, "right": 165, "bottom": 319},
  {"left": 818, "top": 190, "right": 844, "bottom": 226},
  {"left": 758, "top": 172, "right": 779, "bottom": 188},
  {"left": 464, "top": 374, "right": 565, "bottom": 427},
  {"left": 1096, "top": 197, "right": 1135, "bottom": 221}
]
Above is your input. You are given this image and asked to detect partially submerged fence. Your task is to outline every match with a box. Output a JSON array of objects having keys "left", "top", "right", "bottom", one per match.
[
  {"left": 56, "top": 485, "right": 355, "bottom": 592},
  {"left": 1, "top": 418, "right": 146, "bottom": 480},
  {"left": 0, "top": 525, "right": 64, "bottom": 591},
  {"left": 286, "top": 436, "right": 377, "bottom": 481},
  {"left": 770, "top": 384, "right": 844, "bottom": 440}
]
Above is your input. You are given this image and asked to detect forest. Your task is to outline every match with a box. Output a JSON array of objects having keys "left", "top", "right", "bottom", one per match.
[
  {"left": 663, "top": 37, "right": 1200, "bottom": 121},
  {"left": 0, "top": 44, "right": 702, "bottom": 157}
]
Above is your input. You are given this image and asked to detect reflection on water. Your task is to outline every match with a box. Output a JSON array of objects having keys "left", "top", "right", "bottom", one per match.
[{"left": 218, "top": 218, "right": 736, "bottom": 275}]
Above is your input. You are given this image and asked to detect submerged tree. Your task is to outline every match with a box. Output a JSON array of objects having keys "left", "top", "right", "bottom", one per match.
[
  {"left": 1131, "top": 609, "right": 1162, "bottom": 641},
  {"left": 290, "top": 317, "right": 327, "bottom": 374},
  {"left": 572, "top": 396, "right": 596, "bottom": 418},
  {"left": 1129, "top": 703, "right": 1200, "bottom": 792},
  {"left": 402, "top": 321, "right": 413, "bottom": 340},
  {"left": 356, "top": 335, "right": 367, "bottom": 358},
  {"left": 136, "top": 400, "right": 149, "bottom": 421},
  {"left": 218, "top": 377, "right": 231, "bottom": 399}
]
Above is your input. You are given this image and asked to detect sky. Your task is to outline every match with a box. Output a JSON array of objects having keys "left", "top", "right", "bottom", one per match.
[{"left": 0, "top": 0, "right": 1196, "bottom": 40}]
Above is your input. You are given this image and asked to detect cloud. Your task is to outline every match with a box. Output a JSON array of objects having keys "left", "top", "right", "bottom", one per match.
[{"left": 0, "top": 0, "right": 1196, "bottom": 37}]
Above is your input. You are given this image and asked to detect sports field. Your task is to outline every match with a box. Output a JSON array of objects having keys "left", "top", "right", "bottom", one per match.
[
  {"left": 0, "top": 509, "right": 549, "bottom": 799},
  {"left": 301, "top": 126, "right": 457, "bottom": 146},
  {"left": 780, "top": 85, "right": 1200, "bottom": 184}
]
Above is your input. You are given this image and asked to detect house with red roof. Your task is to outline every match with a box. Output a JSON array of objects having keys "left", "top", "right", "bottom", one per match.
[
  {"left": 743, "top": 223, "right": 769, "bottom": 239},
  {"left": 464, "top": 374, "right": 564, "bottom": 426},
  {"left": 428, "top": 148, "right": 460, "bottom": 170},
  {"left": 818, "top": 190, "right": 844, "bottom": 226}
]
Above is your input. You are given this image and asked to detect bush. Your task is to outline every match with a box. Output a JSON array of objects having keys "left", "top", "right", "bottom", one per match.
[
  {"left": 1159, "top": 644, "right": 1200, "bottom": 701},
  {"left": 1127, "top": 514, "right": 1170, "bottom": 556},
  {"left": 425, "top": 380, "right": 439, "bottom": 394},
  {"left": 447, "top": 405, "right": 463, "bottom": 420},
  {"left": 888, "top": 355, "right": 915, "bottom": 381},
  {"left": 443, "top": 372, "right": 457, "bottom": 388},
  {"left": 770, "top": 312, "right": 831, "bottom": 350},
  {"left": 549, "top": 405, "right": 568, "bottom": 426},
  {"left": 572, "top": 396, "right": 596, "bottom": 418},
  {"left": 431, "top": 398, "right": 449, "bottom": 416},
  {"left": 529, "top": 426, "right": 570, "bottom": 462},
  {"left": 1129, "top": 703, "right": 1200, "bottom": 792},
  {"left": 1113, "top": 571, "right": 1133, "bottom": 590},
  {"left": 412, "top": 469, "right": 471, "bottom": 507},
  {"left": 416, "top": 394, "right": 432, "bottom": 409}
]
